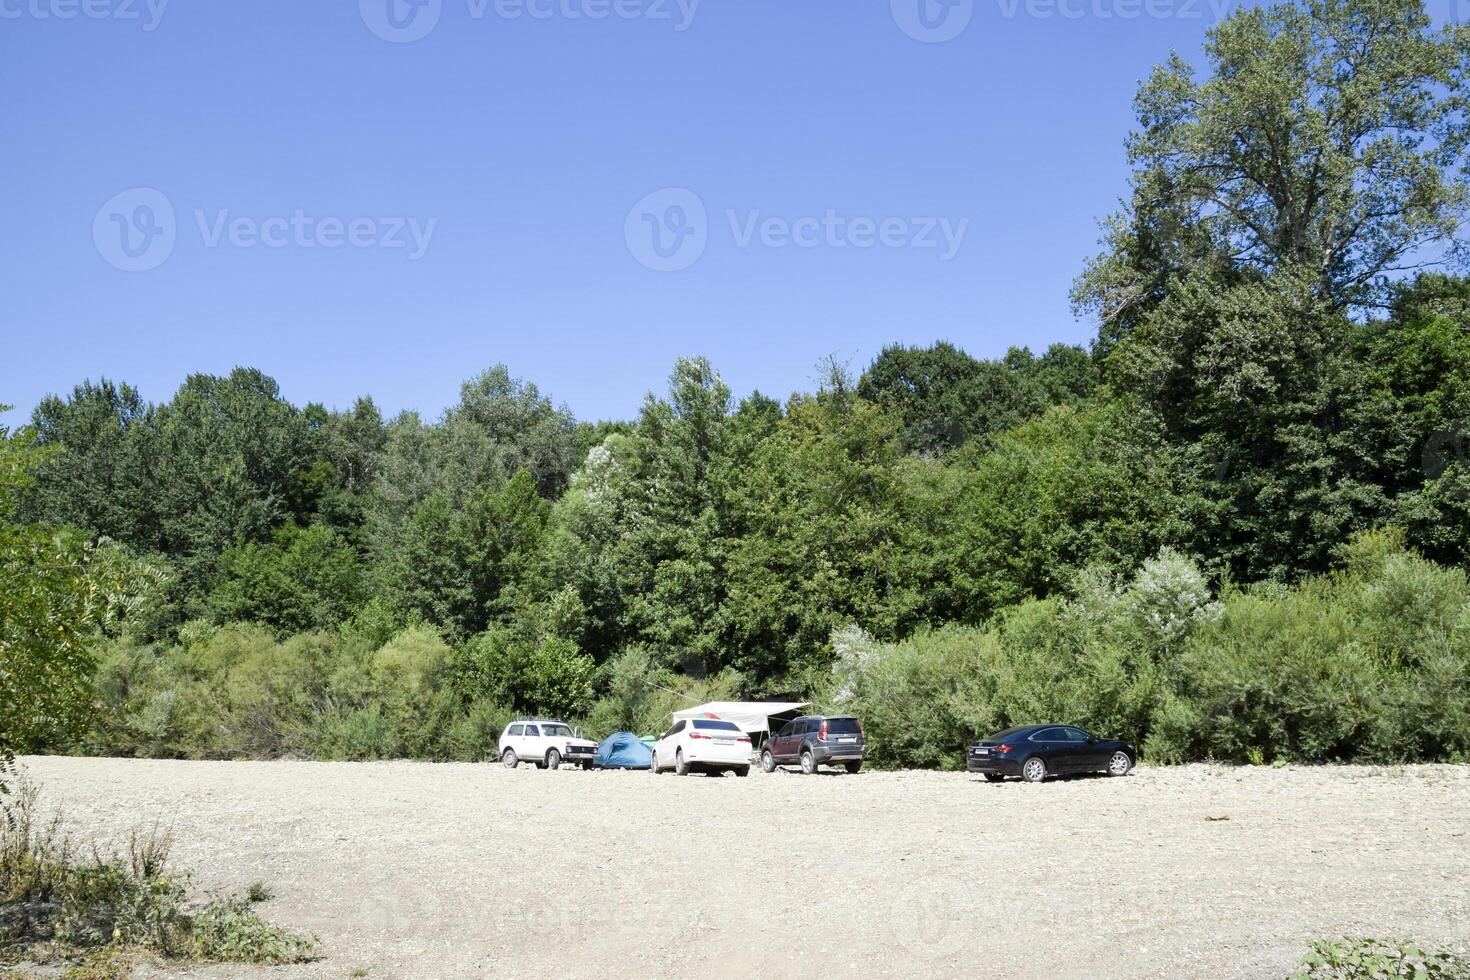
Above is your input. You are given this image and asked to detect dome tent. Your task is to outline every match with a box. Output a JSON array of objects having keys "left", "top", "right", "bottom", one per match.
[{"left": 595, "top": 731, "right": 654, "bottom": 769}]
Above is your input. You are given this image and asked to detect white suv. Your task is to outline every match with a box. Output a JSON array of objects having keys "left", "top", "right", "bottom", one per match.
[{"left": 499, "top": 720, "right": 597, "bottom": 770}]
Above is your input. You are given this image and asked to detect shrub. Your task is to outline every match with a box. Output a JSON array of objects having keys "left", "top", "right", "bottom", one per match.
[
  {"left": 829, "top": 534, "right": 1470, "bottom": 767},
  {"left": 1, "top": 785, "right": 314, "bottom": 965},
  {"left": 1290, "top": 937, "right": 1467, "bottom": 979}
]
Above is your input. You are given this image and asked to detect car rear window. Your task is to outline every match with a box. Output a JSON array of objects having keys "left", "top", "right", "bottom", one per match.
[
  {"left": 825, "top": 718, "right": 860, "bottom": 734},
  {"left": 692, "top": 720, "right": 741, "bottom": 732}
]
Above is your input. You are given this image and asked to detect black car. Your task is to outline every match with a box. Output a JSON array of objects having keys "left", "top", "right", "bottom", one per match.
[
  {"left": 759, "top": 715, "right": 866, "bottom": 774},
  {"left": 967, "top": 725, "right": 1135, "bottom": 783}
]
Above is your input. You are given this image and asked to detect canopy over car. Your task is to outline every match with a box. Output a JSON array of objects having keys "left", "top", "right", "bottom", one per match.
[{"left": 671, "top": 701, "right": 811, "bottom": 735}]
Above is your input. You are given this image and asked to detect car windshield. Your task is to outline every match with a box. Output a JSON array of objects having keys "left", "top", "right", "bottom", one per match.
[
  {"left": 825, "top": 718, "right": 860, "bottom": 734},
  {"left": 691, "top": 720, "right": 741, "bottom": 732},
  {"left": 541, "top": 724, "right": 572, "bottom": 737}
]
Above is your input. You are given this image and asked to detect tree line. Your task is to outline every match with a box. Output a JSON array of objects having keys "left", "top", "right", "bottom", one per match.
[{"left": 3, "top": 0, "right": 1469, "bottom": 764}]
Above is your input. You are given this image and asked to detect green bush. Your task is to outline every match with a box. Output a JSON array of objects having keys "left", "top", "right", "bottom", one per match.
[
  {"left": 1, "top": 784, "right": 314, "bottom": 965},
  {"left": 829, "top": 533, "right": 1470, "bottom": 768},
  {"left": 1290, "top": 937, "right": 1467, "bottom": 979}
]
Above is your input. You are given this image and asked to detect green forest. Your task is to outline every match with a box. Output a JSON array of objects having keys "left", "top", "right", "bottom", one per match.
[{"left": 5, "top": 0, "right": 1470, "bottom": 769}]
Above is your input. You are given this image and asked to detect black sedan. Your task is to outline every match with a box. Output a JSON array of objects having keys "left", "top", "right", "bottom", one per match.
[{"left": 967, "top": 725, "right": 1135, "bottom": 783}]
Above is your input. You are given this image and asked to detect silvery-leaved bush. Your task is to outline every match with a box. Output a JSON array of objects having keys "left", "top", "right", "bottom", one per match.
[
  {"left": 1125, "top": 547, "right": 1222, "bottom": 647},
  {"left": 829, "top": 623, "right": 879, "bottom": 706}
]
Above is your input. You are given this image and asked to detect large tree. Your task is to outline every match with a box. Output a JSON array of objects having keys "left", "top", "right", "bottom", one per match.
[
  {"left": 858, "top": 341, "right": 1098, "bottom": 455},
  {"left": 1, "top": 411, "right": 162, "bottom": 779},
  {"left": 1077, "top": 0, "right": 1470, "bottom": 343}
]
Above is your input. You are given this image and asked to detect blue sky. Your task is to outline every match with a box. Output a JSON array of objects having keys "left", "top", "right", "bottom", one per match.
[{"left": 2, "top": 0, "right": 1298, "bottom": 425}]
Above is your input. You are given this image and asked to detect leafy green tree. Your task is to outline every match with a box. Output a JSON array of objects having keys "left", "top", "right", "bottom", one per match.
[
  {"left": 1076, "top": 0, "right": 1470, "bottom": 340},
  {"left": 858, "top": 341, "right": 1098, "bottom": 455},
  {"left": 23, "top": 379, "right": 159, "bottom": 548},
  {"left": 364, "top": 366, "right": 577, "bottom": 560},
  {"left": 724, "top": 365, "right": 924, "bottom": 682},
  {"left": 148, "top": 369, "right": 312, "bottom": 612},
  {"left": 1, "top": 413, "right": 163, "bottom": 782},
  {"left": 207, "top": 524, "right": 365, "bottom": 635},
  {"left": 377, "top": 470, "right": 550, "bottom": 637},
  {"left": 935, "top": 399, "right": 1189, "bottom": 615}
]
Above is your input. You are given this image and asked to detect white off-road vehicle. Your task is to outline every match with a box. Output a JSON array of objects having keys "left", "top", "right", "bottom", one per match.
[{"left": 498, "top": 720, "right": 597, "bottom": 770}]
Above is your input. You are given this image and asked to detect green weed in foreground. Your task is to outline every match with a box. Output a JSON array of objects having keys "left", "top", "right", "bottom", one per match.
[
  {"left": 0, "top": 783, "right": 314, "bottom": 971},
  {"left": 1290, "top": 937, "right": 1468, "bottom": 979}
]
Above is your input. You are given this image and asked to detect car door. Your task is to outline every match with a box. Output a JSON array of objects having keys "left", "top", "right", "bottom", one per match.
[
  {"left": 1050, "top": 727, "right": 1091, "bottom": 772},
  {"left": 1067, "top": 727, "right": 1110, "bottom": 770},
  {"left": 1029, "top": 727, "right": 1073, "bottom": 773},
  {"left": 771, "top": 721, "right": 795, "bottom": 762},
  {"left": 657, "top": 720, "right": 685, "bottom": 769},
  {"left": 521, "top": 723, "right": 541, "bottom": 761}
]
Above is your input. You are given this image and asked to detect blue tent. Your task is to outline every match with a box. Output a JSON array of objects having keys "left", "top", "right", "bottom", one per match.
[{"left": 595, "top": 731, "right": 653, "bottom": 769}]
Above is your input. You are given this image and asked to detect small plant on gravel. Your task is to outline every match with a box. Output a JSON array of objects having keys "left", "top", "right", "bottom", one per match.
[
  {"left": 245, "top": 881, "right": 273, "bottom": 903},
  {"left": 0, "top": 783, "right": 315, "bottom": 970},
  {"left": 1289, "top": 937, "right": 1468, "bottom": 979}
]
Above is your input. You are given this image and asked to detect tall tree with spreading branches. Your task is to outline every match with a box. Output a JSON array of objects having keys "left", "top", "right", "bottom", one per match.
[{"left": 1076, "top": 0, "right": 1470, "bottom": 344}]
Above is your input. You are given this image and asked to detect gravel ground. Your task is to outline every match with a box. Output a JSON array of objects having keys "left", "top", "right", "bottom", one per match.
[{"left": 14, "top": 756, "right": 1470, "bottom": 980}]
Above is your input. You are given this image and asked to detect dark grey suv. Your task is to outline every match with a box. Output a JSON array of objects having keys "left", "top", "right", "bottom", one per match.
[{"left": 759, "top": 715, "right": 866, "bottom": 774}]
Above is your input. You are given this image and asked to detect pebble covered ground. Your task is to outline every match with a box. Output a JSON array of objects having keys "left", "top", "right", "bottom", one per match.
[{"left": 16, "top": 756, "right": 1470, "bottom": 979}]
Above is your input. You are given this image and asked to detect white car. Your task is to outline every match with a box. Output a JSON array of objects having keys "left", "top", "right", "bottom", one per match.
[
  {"left": 650, "top": 718, "right": 752, "bottom": 776},
  {"left": 498, "top": 720, "right": 597, "bottom": 770}
]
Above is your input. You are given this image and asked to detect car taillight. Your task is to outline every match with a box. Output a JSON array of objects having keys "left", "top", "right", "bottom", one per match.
[
  {"left": 818, "top": 720, "right": 828, "bottom": 741},
  {"left": 689, "top": 732, "right": 710, "bottom": 740},
  {"left": 996, "top": 743, "right": 1014, "bottom": 753},
  {"left": 737, "top": 736, "right": 751, "bottom": 743}
]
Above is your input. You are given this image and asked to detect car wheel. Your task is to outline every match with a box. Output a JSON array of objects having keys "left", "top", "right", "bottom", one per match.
[
  {"left": 1107, "top": 751, "right": 1133, "bottom": 776},
  {"left": 675, "top": 750, "right": 689, "bottom": 776},
  {"left": 650, "top": 752, "right": 659, "bottom": 774},
  {"left": 546, "top": 748, "right": 561, "bottom": 770},
  {"left": 735, "top": 767, "right": 749, "bottom": 778},
  {"left": 581, "top": 761, "right": 593, "bottom": 771},
  {"left": 844, "top": 761, "right": 862, "bottom": 774},
  {"left": 760, "top": 750, "right": 776, "bottom": 773},
  {"left": 501, "top": 748, "right": 518, "bottom": 769},
  {"left": 1021, "top": 756, "right": 1047, "bottom": 783},
  {"left": 800, "top": 750, "right": 816, "bottom": 775},
  {"left": 983, "top": 773, "right": 1005, "bottom": 783}
]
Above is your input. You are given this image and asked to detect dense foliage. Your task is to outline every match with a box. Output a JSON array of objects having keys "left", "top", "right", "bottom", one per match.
[{"left": 4, "top": 0, "right": 1469, "bottom": 766}]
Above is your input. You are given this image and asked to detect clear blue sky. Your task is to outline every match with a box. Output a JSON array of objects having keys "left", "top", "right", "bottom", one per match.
[{"left": 1, "top": 0, "right": 1304, "bottom": 425}]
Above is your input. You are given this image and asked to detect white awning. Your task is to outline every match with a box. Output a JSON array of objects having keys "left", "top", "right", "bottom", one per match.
[{"left": 671, "top": 701, "right": 811, "bottom": 734}]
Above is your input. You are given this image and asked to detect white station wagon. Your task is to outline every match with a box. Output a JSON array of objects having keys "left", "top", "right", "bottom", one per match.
[{"left": 498, "top": 720, "right": 597, "bottom": 770}]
